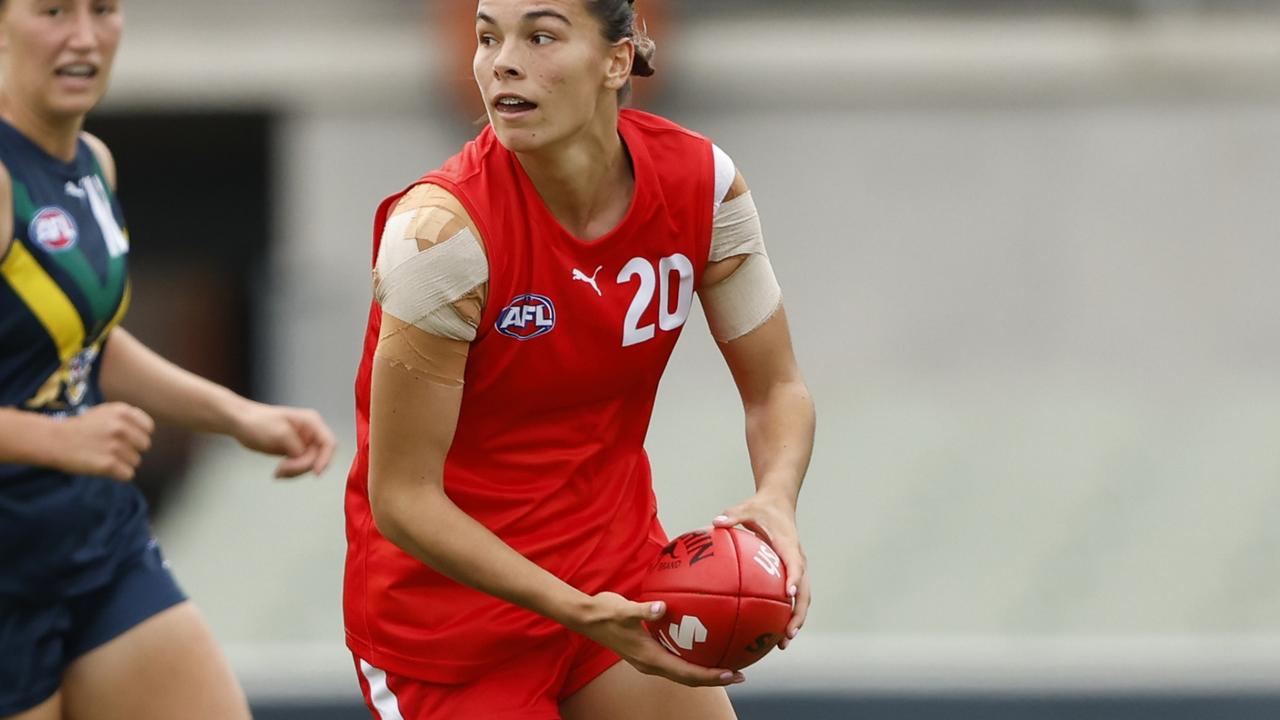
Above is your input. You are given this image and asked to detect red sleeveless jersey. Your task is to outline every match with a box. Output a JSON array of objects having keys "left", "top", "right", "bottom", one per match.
[{"left": 344, "top": 110, "right": 715, "bottom": 682}]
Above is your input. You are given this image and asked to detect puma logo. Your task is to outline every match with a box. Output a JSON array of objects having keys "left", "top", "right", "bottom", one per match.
[{"left": 571, "top": 266, "right": 603, "bottom": 296}]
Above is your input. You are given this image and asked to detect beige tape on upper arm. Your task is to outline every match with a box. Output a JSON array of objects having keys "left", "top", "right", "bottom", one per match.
[
  {"left": 376, "top": 313, "right": 470, "bottom": 389},
  {"left": 700, "top": 253, "right": 782, "bottom": 343},
  {"left": 373, "top": 184, "right": 489, "bottom": 343},
  {"left": 710, "top": 191, "right": 766, "bottom": 262},
  {"left": 701, "top": 191, "right": 782, "bottom": 342}
]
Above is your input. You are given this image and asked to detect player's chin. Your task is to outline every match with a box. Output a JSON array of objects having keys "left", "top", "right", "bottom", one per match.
[
  {"left": 491, "top": 123, "right": 555, "bottom": 154},
  {"left": 46, "top": 91, "right": 102, "bottom": 119}
]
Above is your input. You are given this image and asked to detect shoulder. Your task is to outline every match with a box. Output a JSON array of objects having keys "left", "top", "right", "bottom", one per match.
[
  {"left": 374, "top": 182, "right": 490, "bottom": 342},
  {"left": 395, "top": 183, "right": 468, "bottom": 215},
  {"left": 391, "top": 183, "right": 478, "bottom": 245},
  {"left": 0, "top": 160, "right": 10, "bottom": 260},
  {"left": 620, "top": 109, "right": 708, "bottom": 143},
  {"left": 79, "top": 131, "right": 117, "bottom": 190}
]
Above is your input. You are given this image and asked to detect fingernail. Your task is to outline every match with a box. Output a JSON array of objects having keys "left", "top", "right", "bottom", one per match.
[
  {"left": 719, "top": 672, "right": 734, "bottom": 681},
  {"left": 650, "top": 602, "right": 663, "bottom": 616},
  {"left": 714, "top": 515, "right": 730, "bottom": 524},
  {"left": 788, "top": 585, "right": 798, "bottom": 597},
  {"left": 733, "top": 674, "right": 746, "bottom": 684},
  {"left": 787, "top": 628, "right": 798, "bottom": 639}
]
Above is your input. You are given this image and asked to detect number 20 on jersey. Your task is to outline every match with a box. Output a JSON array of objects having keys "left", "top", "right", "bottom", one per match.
[{"left": 617, "top": 253, "right": 694, "bottom": 347}]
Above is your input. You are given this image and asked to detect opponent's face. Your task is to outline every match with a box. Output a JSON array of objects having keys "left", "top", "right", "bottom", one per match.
[
  {"left": 474, "top": 0, "right": 631, "bottom": 153},
  {"left": 0, "top": 0, "right": 123, "bottom": 119}
]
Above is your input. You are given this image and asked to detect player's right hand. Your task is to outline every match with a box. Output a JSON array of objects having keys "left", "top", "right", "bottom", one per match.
[
  {"left": 573, "top": 591, "right": 745, "bottom": 688},
  {"left": 53, "top": 402, "right": 155, "bottom": 482}
]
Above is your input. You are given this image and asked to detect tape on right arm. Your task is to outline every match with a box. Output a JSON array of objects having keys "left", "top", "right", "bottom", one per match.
[
  {"left": 373, "top": 185, "right": 489, "bottom": 342},
  {"left": 372, "top": 184, "right": 488, "bottom": 386}
]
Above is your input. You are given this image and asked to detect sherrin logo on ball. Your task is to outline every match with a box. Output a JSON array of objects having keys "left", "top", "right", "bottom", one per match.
[
  {"left": 495, "top": 293, "right": 556, "bottom": 340},
  {"left": 638, "top": 527, "right": 793, "bottom": 671},
  {"left": 30, "top": 206, "right": 78, "bottom": 253}
]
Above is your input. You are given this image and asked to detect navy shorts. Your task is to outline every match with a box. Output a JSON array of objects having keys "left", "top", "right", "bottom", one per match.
[{"left": 0, "top": 539, "right": 186, "bottom": 714}]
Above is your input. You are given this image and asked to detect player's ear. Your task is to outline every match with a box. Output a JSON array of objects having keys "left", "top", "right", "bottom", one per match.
[{"left": 603, "top": 38, "right": 633, "bottom": 92}]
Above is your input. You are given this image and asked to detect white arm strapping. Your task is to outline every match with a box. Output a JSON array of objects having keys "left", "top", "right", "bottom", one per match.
[{"left": 374, "top": 208, "right": 489, "bottom": 342}]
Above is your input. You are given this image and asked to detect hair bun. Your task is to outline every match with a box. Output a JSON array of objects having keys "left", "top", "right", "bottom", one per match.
[{"left": 631, "top": 33, "right": 656, "bottom": 78}]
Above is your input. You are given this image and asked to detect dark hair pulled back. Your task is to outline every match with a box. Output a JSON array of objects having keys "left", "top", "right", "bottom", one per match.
[{"left": 585, "top": 0, "right": 656, "bottom": 78}]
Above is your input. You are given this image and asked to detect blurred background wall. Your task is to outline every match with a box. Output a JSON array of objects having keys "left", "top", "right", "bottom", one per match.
[{"left": 91, "top": 0, "right": 1280, "bottom": 717}]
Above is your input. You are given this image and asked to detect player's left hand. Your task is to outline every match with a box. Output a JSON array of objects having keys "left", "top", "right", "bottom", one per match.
[
  {"left": 231, "top": 402, "right": 337, "bottom": 479},
  {"left": 714, "top": 489, "right": 809, "bottom": 650}
]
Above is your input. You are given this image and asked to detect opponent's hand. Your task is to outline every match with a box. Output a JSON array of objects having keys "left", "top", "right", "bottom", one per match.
[
  {"left": 230, "top": 401, "right": 336, "bottom": 479},
  {"left": 572, "top": 592, "right": 745, "bottom": 688},
  {"left": 53, "top": 402, "right": 155, "bottom": 482},
  {"left": 714, "top": 491, "right": 809, "bottom": 649}
]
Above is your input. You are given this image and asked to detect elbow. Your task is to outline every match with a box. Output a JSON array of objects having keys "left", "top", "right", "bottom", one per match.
[
  {"left": 368, "top": 461, "right": 453, "bottom": 545},
  {"left": 368, "top": 474, "right": 435, "bottom": 549},
  {"left": 368, "top": 485, "right": 407, "bottom": 547}
]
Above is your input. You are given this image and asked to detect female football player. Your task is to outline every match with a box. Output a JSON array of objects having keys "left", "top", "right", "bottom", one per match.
[
  {"left": 345, "top": 1, "right": 814, "bottom": 717},
  {"left": 0, "top": 1, "right": 336, "bottom": 718}
]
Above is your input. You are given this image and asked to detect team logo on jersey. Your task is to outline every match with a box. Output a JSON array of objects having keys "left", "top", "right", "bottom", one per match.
[
  {"left": 30, "top": 206, "right": 79, "bottom": 253},
  {"left": 63, "top": 346, "right": 97, "bottom": 406},
  {"left": 495, "top": 293, "right": 556, "bottom": 340}
]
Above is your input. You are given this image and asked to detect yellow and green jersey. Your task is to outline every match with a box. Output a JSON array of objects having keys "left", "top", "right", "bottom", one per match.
[
  {"left": 0, "top": 120, "right": 149, "bottom": 596},
  {"left": 0, "top": 121, "right": 130, "bottom": 416}
]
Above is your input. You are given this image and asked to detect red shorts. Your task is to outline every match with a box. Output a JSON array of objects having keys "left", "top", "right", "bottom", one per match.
[{"left": 353, "top": 630, "right": 621, "bottom": 719}]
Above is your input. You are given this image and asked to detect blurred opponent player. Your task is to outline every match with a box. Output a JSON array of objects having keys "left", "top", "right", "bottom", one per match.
[
  {"left": 345, "top": 0, "right": 815, "bottom": 717},
  {"left": 0, "top": 1, "right": 337, "bottom": 718}
]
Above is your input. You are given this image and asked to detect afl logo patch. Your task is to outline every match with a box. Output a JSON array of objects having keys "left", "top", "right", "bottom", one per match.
[
  {"left": 30, "top": 206, "right": 78, "bottom": 253},
  {"left": 496, "top": 293, "right": 556, "bottom": 340}
]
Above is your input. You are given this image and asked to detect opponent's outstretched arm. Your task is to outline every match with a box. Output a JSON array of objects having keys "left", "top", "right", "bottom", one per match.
[
  {"left": 100, "top": 328, "right": 335, "bottom": 478},
  {"left": 92, "top": 134, "right": 334, "bottom": 480}
]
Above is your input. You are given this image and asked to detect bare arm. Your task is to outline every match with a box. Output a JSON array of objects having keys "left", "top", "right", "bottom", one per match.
[
  {"left": 702, "top": 170, "right": 816, "bottom": 647},
  {"left": 0, "top": 155, "right": 11, "bottom": 259},
  {"left": 718, "top": 308, "right": 814, "bottom": 510},
  {"left": 368, "top": 319, "right": 585, "bottom": 620},
  {"left": 99, "top": 328, "right": 334, "bottom": 477},
  {"left": 100, "top": 327, "right": 249, "bottom": 435},
  {"left": 86, "top": 135, "right": 332, "bottom": 478},
  {"left": 0, "top": 409, "right": 70, "bottom": 466},
  {"left": 0, "top": 404, "right": 155, "bottom": 480}
]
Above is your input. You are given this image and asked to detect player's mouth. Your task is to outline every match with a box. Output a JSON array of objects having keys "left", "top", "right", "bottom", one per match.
[
  {"left": 493, "top": 93, "right": 538, "bottom": 117},
  {"left": 54, "top": 63, "right": 99, "bottom": 84}
]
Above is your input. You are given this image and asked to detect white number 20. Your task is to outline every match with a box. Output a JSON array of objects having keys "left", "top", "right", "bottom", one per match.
[{"left": 618, "top": 253, "right": 694, "bottom": 347}]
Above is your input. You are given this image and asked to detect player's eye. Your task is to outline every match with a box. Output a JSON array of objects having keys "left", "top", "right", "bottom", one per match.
[
  {"left": 531, "top": 33, "right": 555, "bottom": 46},
  {"left": 477, "top": 33, "right": 498, "bottom": 47}
]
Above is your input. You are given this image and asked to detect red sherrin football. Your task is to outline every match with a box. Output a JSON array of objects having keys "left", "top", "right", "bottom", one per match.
[{"left": 638, "top": 527, "right": 792, "bottom": 671}]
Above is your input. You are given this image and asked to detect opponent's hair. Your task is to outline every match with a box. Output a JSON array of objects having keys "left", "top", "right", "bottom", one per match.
[{"left": 584, "top": 0, "right": 655, "bottom": 103}]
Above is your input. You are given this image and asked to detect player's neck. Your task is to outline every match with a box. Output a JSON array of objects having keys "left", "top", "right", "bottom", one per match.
[
  {"left": 516, "top": 118, "right": 634, "bottom": 242},
  {"left": 0, "top": 94, "right": 83, "bottom": 163}
]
